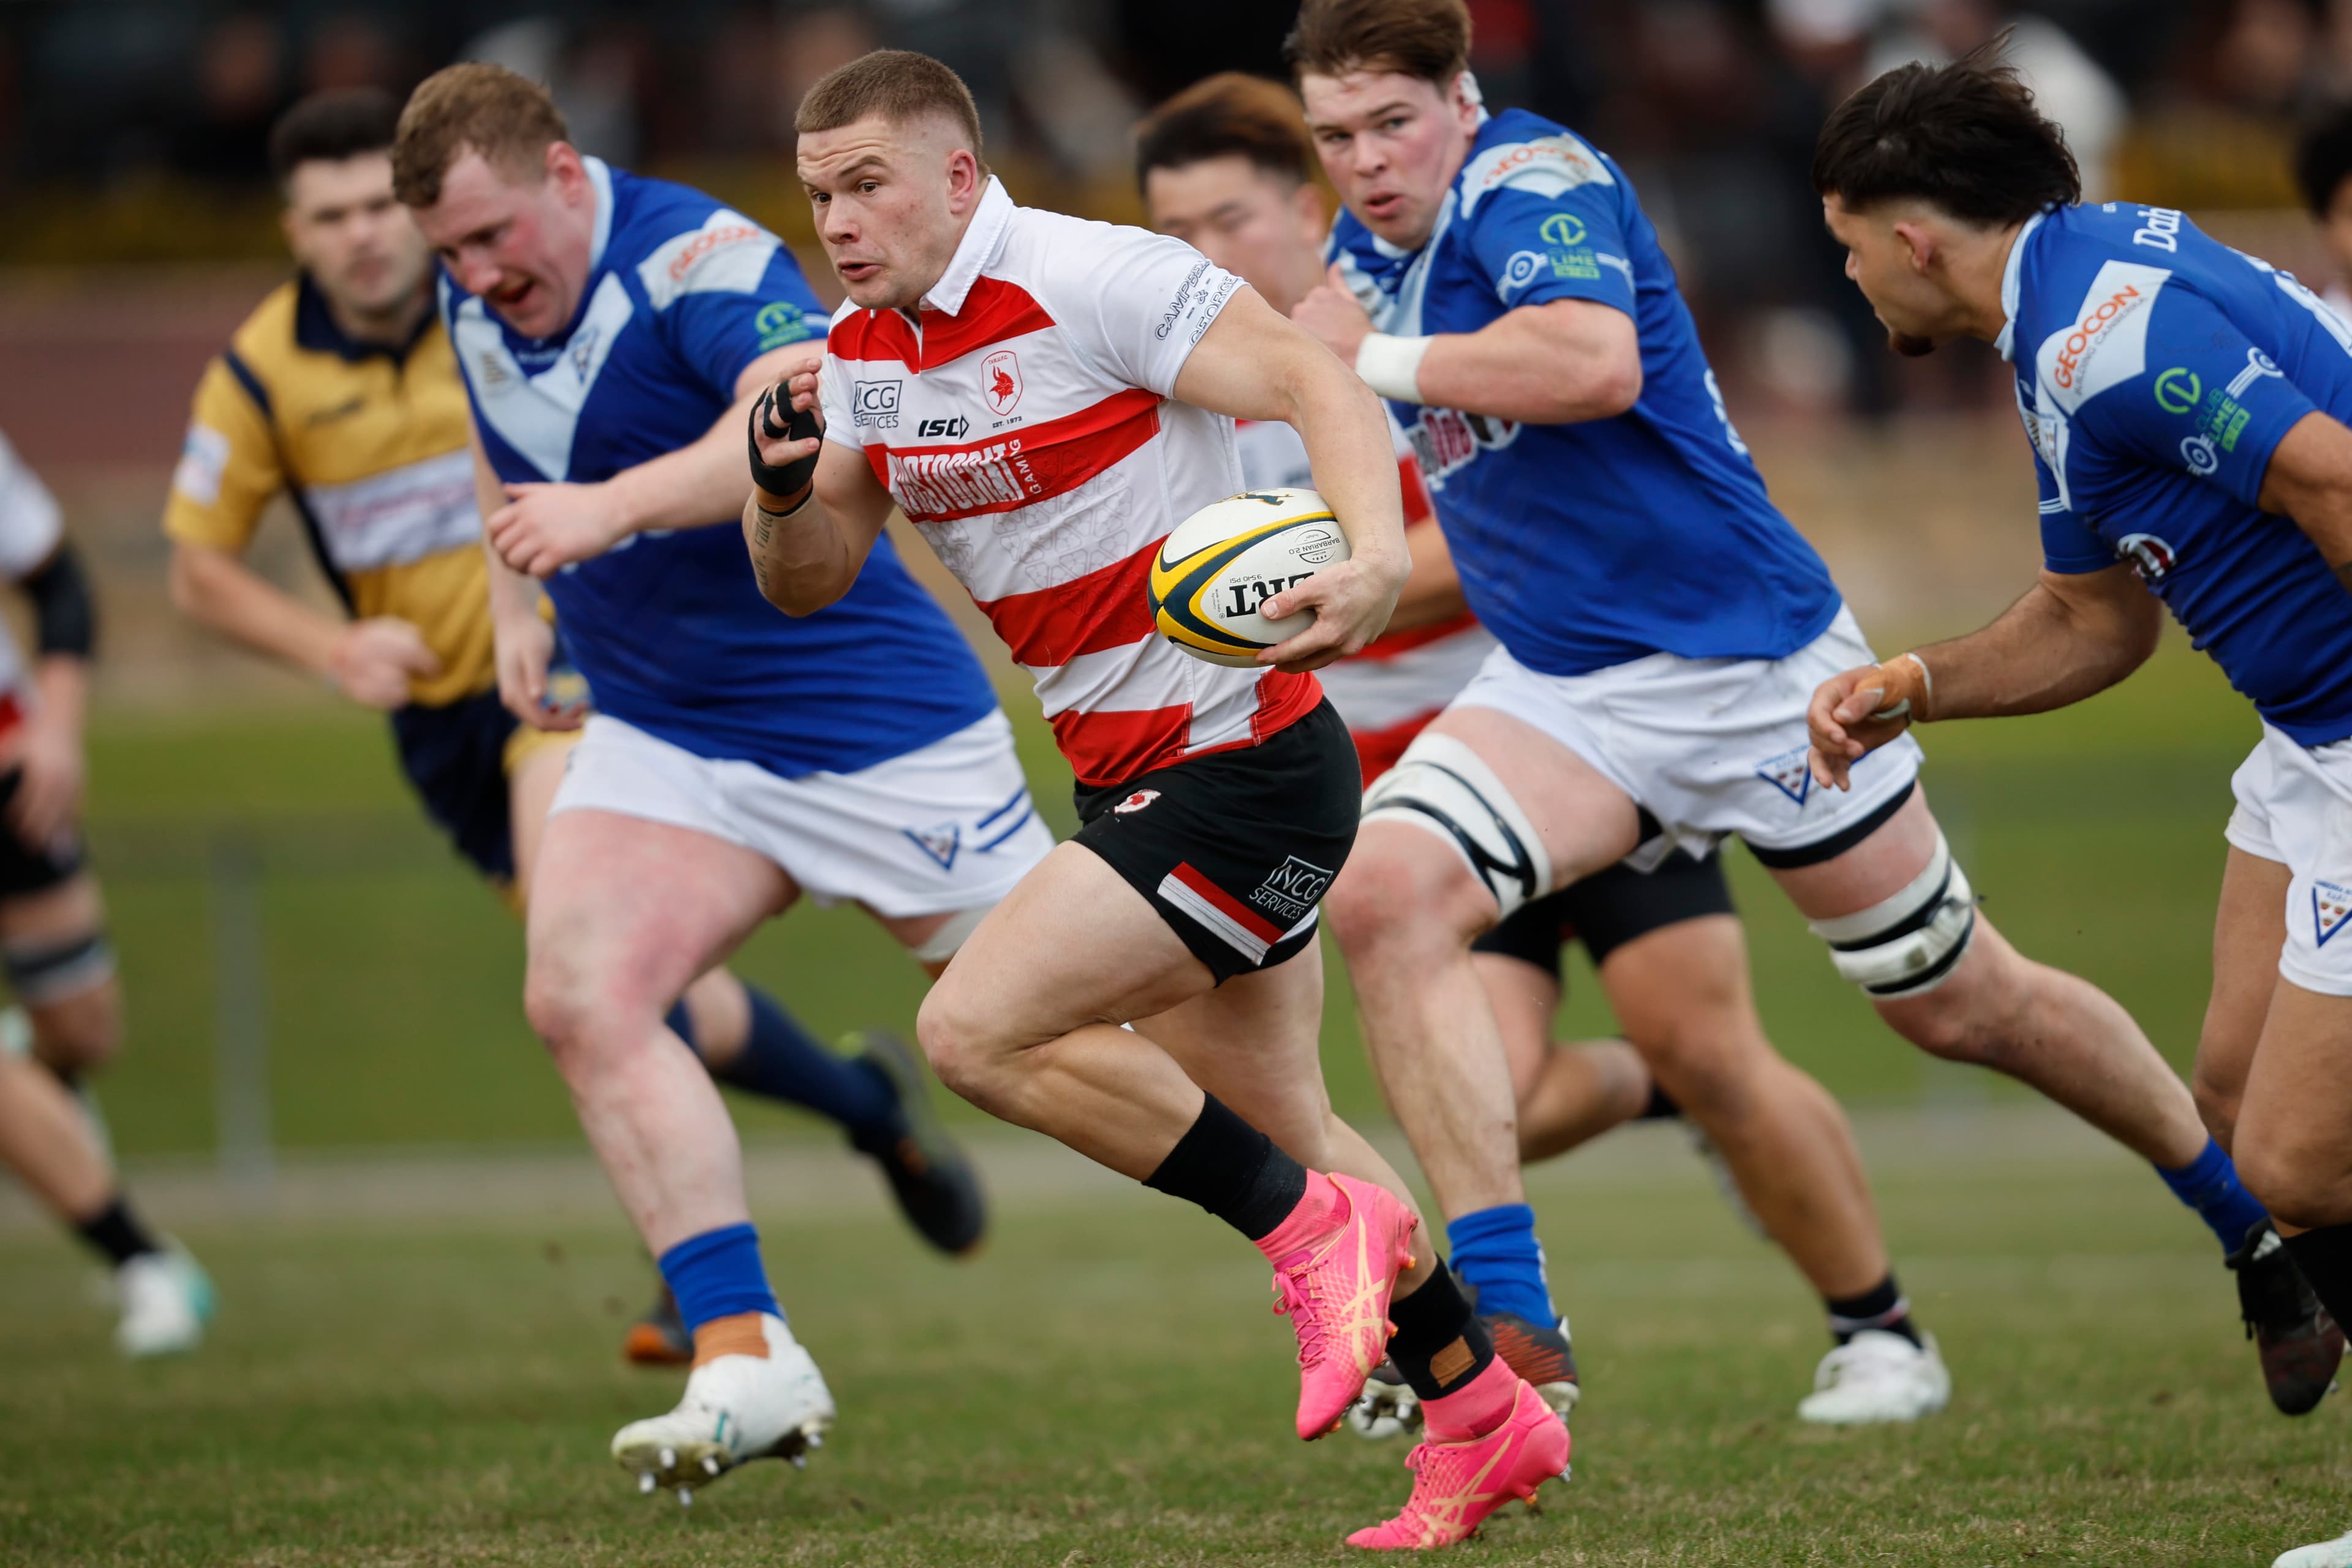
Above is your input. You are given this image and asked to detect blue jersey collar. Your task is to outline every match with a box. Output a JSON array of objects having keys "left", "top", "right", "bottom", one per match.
[
  {"left": 919, "top": 176, "right": 1014, "bottom": 317},
  {"left": 1994, "top": 208, "right": 2047, "bottom": 363}
]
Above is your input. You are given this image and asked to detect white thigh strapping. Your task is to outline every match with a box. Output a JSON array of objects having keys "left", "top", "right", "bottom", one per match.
[{"left": 1360, "top": 731, "right": 1552, "bottom": 919}]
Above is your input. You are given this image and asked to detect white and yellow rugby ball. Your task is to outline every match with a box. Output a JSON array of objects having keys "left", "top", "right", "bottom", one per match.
[{"left": 1148, "top": 489, "right": 1351, "bottom": 668}]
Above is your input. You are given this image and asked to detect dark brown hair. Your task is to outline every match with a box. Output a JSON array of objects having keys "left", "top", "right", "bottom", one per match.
[
  {"left": 1134, "top": 73, "right": 1314, "bottom": 195},
  {"left": 1283, "top": 0, "right": 1471, "bottom": 87},
  {"left": 269, "top": 88, "right": 401, "bottom": 190},
  {"left": 391, "top": 62, "right": 569, "bottom": 208},
  {"left": 794, "top": 49, "right": 987, "bottom": 175},
  {"left": 2295, "top": 102, "right": 2352, "bottom": 217},
  {"left": 1812, "top": 40, "right": 2079, "bottom": 226}
]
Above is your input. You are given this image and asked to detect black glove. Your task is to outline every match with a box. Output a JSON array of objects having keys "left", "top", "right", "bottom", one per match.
[{"left": 748, "top": 386, "right": 821, "bottom": 502}]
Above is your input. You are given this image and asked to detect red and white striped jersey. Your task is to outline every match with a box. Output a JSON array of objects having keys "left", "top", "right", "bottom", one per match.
[
  {"left": 1232, "top": 416, "right": 1494, "bottom": 782},
  {"left": 821, "top": 179, "right": 1322, "bottom": 788}
]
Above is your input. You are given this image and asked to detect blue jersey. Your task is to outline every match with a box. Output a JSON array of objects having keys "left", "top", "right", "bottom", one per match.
[
  {"left": 2007, "top": 202, "right": 2352, "bottom": 746},
  {"left": 443, "top": 157, "right": 997, "bottom": 777},
  {"left": 1328, "top": 108, "right": 1841, "bottom": 676}
]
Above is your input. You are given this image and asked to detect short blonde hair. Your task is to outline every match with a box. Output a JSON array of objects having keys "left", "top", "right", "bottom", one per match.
[
  {"left": 392, "top": 62, "right": 570, "bottom": 208},
  {"left": 794, "top": 49, "right": 987, "bottom": 175}
]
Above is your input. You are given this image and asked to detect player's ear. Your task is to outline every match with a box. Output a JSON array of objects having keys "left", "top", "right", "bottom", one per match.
[
  {"left": 1292, "top": 179, "right": 1326, "bottom": 238},
  {"left": 1890, "top": 219, "right": 1934, "bottom": 276}
]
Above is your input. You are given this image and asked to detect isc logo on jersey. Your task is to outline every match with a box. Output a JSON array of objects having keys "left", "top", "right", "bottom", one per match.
[{"left": 1148, "top": 489, "right": 1351, "bottom": 668}]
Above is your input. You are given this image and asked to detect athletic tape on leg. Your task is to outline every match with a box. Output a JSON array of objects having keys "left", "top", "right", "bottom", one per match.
[
  {"left": 1361, "top": 734, "right": 1551, "bottom": 921},
  {"left": 910, "top": 903, "right": 990, "bottom": 965},
  {"left": 1805, "top": 832, "right": 1976, "bottom": 998}
]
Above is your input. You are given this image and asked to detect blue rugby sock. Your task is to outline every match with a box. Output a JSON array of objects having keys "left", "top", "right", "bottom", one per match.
[
  {"left": 1446, "top": 1204, "right": 1558, "bottom": 1326},
  {"left": 669, "top": 987, "right": 904, "bottom": 1143},
  {"left": 2157, "top": 1137, "right": 2270, "bottom": 1253},
  {"left": 657, "top": 1223, "right": 780, "bottom": 1333}
]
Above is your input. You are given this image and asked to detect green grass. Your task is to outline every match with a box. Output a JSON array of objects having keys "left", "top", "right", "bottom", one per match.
[
  {"left": 1, "top": 1145, "right": 2342, "bottom": 1565},
  {"left": 70, "top": 631, "right": 2258, "bottom": 1155}
]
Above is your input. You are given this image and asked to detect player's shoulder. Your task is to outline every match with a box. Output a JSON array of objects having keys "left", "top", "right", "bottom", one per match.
[
  {"left": 600, "top": 160, "right": 792, "bottom": 315},
  {"left": 217, "top": 279, "right": 306, "bottom": 389},
  {"left": 2022, "top": 205, "right": 2231, "bottom": 415},
  {"left": 998, "top": 202, "right": 1190, "bottom": 297},
  {"left": 1453, "top": 109, "right": 1619, "bottom": 224}
]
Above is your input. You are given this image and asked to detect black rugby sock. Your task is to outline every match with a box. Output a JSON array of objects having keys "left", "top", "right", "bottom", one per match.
[
  {"left": 2283, "top": 1223, "right": 2352, "bottom": 1336},
  {"left": 1826, "top": 1273, "right": 1924, "bottom": 1348},
  {"left": 1143, "top": 1093, "right": 1308, "bottom": 1242},
  {"left": 74, "top": 1195, "right": 160, "bottom": 1267},
  {"left": 1388, "top": 1259, "right": 1498, "bottom": 1401}
]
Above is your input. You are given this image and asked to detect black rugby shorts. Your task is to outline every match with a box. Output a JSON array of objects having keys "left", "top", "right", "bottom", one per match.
[
  {"left": 1471, "top": 847, "right": 1736, "bottom": 980},
  {"left": 1072, "top": 699, "right": 1360, "bottom": 984}
]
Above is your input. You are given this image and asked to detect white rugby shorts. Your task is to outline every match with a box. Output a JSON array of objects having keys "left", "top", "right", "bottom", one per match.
[
  {"left": 550, "top": 709, "right": 1054, "bottom": 918},
  {"left": 2226, "top": 723, "right": 2352, "bottom": 997},
  {"left": 1446, "top": 605, "right": 1924, "bottom": 870}
]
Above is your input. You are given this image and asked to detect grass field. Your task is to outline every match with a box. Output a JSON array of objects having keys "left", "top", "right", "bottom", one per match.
[{"left": 4, "top": 1129, "right": 2348, "bottom": 1566}]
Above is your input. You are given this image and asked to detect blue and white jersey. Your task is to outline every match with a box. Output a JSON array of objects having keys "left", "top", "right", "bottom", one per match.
[
  {"left": 1328, "top": 108, "right": 1842, "bottom": 676},
  {"left": 2005, "top": 202, "right": 2352, "bottom": 747},
  {"left": 442, "top": 156, "right": 998, "bottom": 777}
]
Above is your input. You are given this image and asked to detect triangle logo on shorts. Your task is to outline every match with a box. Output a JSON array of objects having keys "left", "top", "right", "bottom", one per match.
[
  {"left": 1755, "top": 744, "right": 1812, "bottom": 807},
  {"left": 2314, "top": 881, "right": 2352, "bottom": 948},
  {"left": 904, "top": 823, "right": 960, "bottom": 870}
]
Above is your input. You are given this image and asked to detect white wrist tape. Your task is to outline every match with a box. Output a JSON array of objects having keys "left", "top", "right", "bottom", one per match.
[{"left": 1355, "top": 333, "right": 1433, "bottom": 404}]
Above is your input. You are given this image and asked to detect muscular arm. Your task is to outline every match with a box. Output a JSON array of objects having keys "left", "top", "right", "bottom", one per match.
[
  {"left": 2258, "top": 410, "right": 2352, "bottom": 594},
  {"left": 1295, "top": 271, "right": 1643, "bottom": 426},
  {"left": 1409, "top": 300, "right": 1642, "bottom": 425},
  {"left": 742, "top": 428, "right": 895, "bottom": 617},
  {"left": 168, "top": 539, "right": 344, "bottom": 676},
  {"left": 488, "top": 343, "right": 824, "bottom": 576},
  {"left": 1172, "top": 287, "right": 1408, "bottom": 667},
  {"left": 1807, "top": 564, "right": 2161, "bottom": 787}
]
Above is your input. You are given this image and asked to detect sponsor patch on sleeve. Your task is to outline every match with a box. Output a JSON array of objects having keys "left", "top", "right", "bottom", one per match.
[
  {"left": 172, "top": 422, "right": 230, "bottom": 506},
  {"left": 635, "top": 208, "right": 783, "bottom": 311},
  {"left": 1459, "top": 134, "right": 1615, "bottom": 217}
]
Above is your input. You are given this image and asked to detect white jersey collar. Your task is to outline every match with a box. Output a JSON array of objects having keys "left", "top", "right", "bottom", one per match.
[
  {"left": 582, "top": 154, "right": 617, "bottom": 276},
  {"left": 1993, "top": 208, "right": 2046, "bottom": 363},
  {"left": 920, "top": 176, "right": 1014, "bottom": 317}
]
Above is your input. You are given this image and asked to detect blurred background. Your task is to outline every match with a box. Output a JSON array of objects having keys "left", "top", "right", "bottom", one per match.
[{"left": 0, "top": 0, "right": 2319, "bottom": 1185}]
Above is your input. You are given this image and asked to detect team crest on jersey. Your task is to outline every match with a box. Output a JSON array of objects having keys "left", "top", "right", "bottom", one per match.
[
  {"left": 1755, "top": 744, "right": 1813, "bottom": 807},
  {"left": 1113, "top": 789, "right": 1160, "bottom": 814},
  {"left": 984, "top": 350, "right": 1023, "bottom": 415},
  {"left": 903, "top": 822, "right": 961, "bottom": 870},
  {"left": 2315, "top": 880, "right": 2352, "bottom": 948}
]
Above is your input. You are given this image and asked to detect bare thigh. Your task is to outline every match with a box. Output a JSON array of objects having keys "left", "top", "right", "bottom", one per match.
[
  {"left": 527, "top": 809, "right": 795, "bottom": 1028},
  {"left": 2196, "top": 848, "right": 2290, "bottom": 1148}
]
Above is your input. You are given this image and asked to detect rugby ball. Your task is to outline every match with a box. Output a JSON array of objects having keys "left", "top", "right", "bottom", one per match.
[{"left": 1148, "top": 489, "right": 1351, "bottom": 668}]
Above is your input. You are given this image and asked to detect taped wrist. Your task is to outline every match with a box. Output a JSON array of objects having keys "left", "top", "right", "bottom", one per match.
[
  {"left": 22, "top": 543, "right": 94, "bottom": 658},
  {"left": 748, "top": 387, "right": 820, "bottom": 502}
]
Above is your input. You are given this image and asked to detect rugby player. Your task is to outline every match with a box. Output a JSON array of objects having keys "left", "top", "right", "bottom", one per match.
[
  {"left": 0, "top": 437, "right": 209, "bottom": 1357},
  {"left": 1135, "top": 69, "right": 1950, "bottom": 1428},
  {"left": 394, "top": 63, "right": 1055, "bottom": 1499},
  {"left": 1279, "top": 0, "right": 2324, "bottom": 1424},
  {"left": 1805, "top": 50, "right": 2352, "bottom": 1568},
  {"left": 750, "top": 47, "right": 1568, "bottom": 1549},
  {"left": 165, "top": 89, "right": 992, "bottom": 1369}
]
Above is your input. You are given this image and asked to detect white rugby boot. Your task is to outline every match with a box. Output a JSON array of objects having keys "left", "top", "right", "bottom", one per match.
[
  {"left": 115, "top": 1245, "right": 214, "bottom": 1358},
  {"left": 611, "top": 1312, "right": 834, "bottom": 1504},
  {"left": 2277, "top": 1531, "right": 2352, "bottom": 1567},
  {"left": 1796, "top": 1330, "right": 1951, "bottom": 1424}
]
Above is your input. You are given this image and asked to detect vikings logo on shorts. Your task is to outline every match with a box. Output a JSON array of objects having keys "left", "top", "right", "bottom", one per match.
[
  {"left": 1755, "top": 744, "right": 1814, "bottom": 807},
  {"left": 2315, "top": 880, "right": 2352, "bottom": 948}
]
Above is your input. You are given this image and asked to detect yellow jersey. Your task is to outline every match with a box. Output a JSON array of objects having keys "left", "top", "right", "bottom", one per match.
[{"left": 163, "top": 274, "right": 491, "bottom": 709}]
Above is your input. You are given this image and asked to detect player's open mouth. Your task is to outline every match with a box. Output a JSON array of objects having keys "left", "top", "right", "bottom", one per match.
[
  {"left": 1362, "top": 191, "right": 1403, "bottom": 221},
  {"left": 493, "top": 279, "right": 537, "bottom": 310},
  {"left": 837, "top": 260, "right": 880, "bottom": 282}
]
